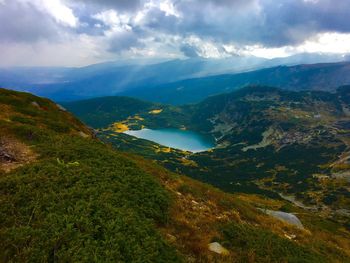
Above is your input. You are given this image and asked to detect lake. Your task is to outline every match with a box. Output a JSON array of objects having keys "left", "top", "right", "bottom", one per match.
[{"left": 124, "top": 128, "right": 215, "bottom": 152}]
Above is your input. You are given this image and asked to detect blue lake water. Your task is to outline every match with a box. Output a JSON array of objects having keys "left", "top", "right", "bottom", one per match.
[{"left": 124, "top": 128, "right": 215, "bottom": 152}]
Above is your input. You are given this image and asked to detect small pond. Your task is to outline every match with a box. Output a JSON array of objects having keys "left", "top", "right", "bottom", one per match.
[{"left": 124, "top": 128, "right": 215, "bottom": 152}]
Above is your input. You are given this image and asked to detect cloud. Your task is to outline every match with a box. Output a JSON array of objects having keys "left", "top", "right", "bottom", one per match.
[
  {"left": 142, "top": 0, "right": 350, "bottom": 48},
  {"left": 35, "top": 0, "right": 78, "bottom": 27},
  {"left": 0, "top": 1, "right": 59, "bottom": 43},
  {"left": 72, "top": 0, "right": 143, "bottom": 12},
  {"left": 1, "top": 0, "right": 350, "bottom": 66},
  {"left": 92, "top": 9, "right": 143, "bottom": 52},
  {"left": 180, "top": 44, "right": 200, "bottom": 58},
  {"left": 0, "top": 34, "right": 111, "bottom": 67},
  {"left": 107, "top": 30, "right": 143, "bottom": 53}
]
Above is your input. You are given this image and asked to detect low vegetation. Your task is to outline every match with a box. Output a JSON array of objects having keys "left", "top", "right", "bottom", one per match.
[{"left": 1, "top": 88, "right": 349, "bottom": 262}]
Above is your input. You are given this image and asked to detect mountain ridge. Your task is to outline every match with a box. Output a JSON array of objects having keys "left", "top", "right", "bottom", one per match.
[
  {"left": 122, "top": 62, "right": 350, "bottom": 105},
  {"left": 1, "top": 56, "right": 349, "bottom": 102}
]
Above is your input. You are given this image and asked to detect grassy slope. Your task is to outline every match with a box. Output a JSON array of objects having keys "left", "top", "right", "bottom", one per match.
[
  {"left": 0, "top": 89, "right": 180, "bottom": 262},
  {"left": 1, "top": 88, "right": 349, "bottom": 262}
]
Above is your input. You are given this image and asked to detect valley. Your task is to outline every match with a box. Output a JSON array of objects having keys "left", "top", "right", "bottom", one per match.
[{"left": 65, "top": 86, "right": 350, "bottom": 226}]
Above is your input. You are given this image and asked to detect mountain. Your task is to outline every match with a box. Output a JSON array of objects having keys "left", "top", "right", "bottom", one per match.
[
  {"left": 0, "top": 53, "right": 348, "bottom": 102},
  {"left": 65, "top": 86, "right": 350, "bottom": 224},
  {"left": 122, "top": 62, "right": 350, "bottom": 105},
  {"left": 4, "top": 88, "right": 350, "bottom": 261},
  {"left": 0, "top": 57, "right": 265, "bottom": 101}
]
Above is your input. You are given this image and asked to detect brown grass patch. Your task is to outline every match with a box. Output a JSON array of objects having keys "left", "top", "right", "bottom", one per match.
[{"left": 0, "top": 135, "right": 37, "bottom": 173}]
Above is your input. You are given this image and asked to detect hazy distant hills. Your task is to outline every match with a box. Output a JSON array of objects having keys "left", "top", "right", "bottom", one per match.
[
  {"left": 0, "top": 53, "right": 349, "bottom": 102},
  {"left": 0, "top": 57, "right": 267, "bottom": 100},
  {"left": 123, "top": 62, "right": 350, "bottom": 105}
]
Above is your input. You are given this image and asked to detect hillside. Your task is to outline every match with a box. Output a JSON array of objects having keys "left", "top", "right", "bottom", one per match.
[
  {"left": 122, "top": 62, "right": 350, "bottom": 105},
  {"left": 66, "top": 86, "right": 350, "bottom": 223},
  {"left": 1, "top": 89, "right": 350, "bottom": 262},
  {"left": 63, "top": 96, "right": 189, "bottom": 129}
]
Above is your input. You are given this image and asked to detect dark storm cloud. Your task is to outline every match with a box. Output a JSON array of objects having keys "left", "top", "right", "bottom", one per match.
[
  {"left": 136, "top": 0, "right": 350, "bottom": 47},
  {"left": 253, "top": 0, "right": 350, "bottom": 46}
]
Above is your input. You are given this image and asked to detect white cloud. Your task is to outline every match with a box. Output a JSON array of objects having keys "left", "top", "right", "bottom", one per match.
[
  {"left": 296, "top": 32, "right": 350, "bottom": 54},
  {"left": 18, "top": 0, "right": 78, "bottom": 27},
  {"left": 242, "top": 45, "right": 291, "bottom": 58},
  {"left": 224, "top": 32, "right": 350, "bottom": 59},
  {"left": 159, "top": 0, "right": 180, "bottom": 17},
  {"left": 182, "top": 36, "right": 226, "bottom": 58},
  {"left": 92, "top": 9, "right": 133, "bottom": 31}
]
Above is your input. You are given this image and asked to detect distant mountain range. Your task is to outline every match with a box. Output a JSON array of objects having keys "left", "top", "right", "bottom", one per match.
[
  {"left": 0, "top": 53, "right": 349, "bottom": 103},
  {"left": 123, "top": 62, "right": 350, "bottom": 105}
]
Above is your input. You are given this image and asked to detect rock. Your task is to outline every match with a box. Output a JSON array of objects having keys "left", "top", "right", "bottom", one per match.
[
  {"left": 88, "top": 127, "right": 98, "bottom": 139},
  {"left": 56, "top": 104, "right": 67, "bottom": 111},
  {"left": 31, "top": 101, "right": 40, "bottom": 108},
  {"left": 260, "top": 209, "right": 304, "bottom": 229},
  {"left": 284, "top": 233, "right": 297, "bottom": 240},
  {"left": 0, "top": 150, "right": 16, "bottom": 162},
  {"left": 78, "top": 131, "right": 89, "bottom": 138},
  {"left": 166, "top": 234, "right": 177, "bottom": 243},
  {"left": 208, "top": 242, "right": 229, "bottom": 255}
]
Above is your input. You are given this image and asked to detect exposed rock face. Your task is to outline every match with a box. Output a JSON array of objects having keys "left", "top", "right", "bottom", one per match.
[{"left": 208, "top": 242, "right": 229, "bottom": 255}]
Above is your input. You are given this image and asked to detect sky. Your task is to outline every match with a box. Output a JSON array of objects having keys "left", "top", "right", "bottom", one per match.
[{"left": 0, "top": 0, "right": 350, "bottom": 66}]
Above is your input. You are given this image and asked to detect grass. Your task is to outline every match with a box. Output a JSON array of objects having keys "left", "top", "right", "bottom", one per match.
[
  {"left": 219, "top": 223, "right": 326, "bottom": 263},
  {"left": 0, "top": 88, "right": 181, "bottom": 262},
  {"left": 1, "top": 88, "right": 350, "bottom": 262},
  {"left": 1, "top": 138, "right": 181, "bottom": 262}
]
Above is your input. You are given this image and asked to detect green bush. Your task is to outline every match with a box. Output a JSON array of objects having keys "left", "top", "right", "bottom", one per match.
[
  {"left": 0, "top": 131, "right": 181, "bottom": 262},
  {"left": 219, "top": 223, "right": 325, "bottom": 263}
]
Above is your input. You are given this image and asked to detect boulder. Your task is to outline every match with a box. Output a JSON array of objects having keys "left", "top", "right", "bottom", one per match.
[{"left": 208, "top": 242, "right": 229, "bottom": 255}]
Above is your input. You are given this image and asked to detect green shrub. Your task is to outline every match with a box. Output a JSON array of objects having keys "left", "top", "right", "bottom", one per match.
[
  {"left": 219, "top": 223, "right": 325, "bottom": 263},
  {"left": 0, "top": 134, "right": 181, "bottom": 262}
]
